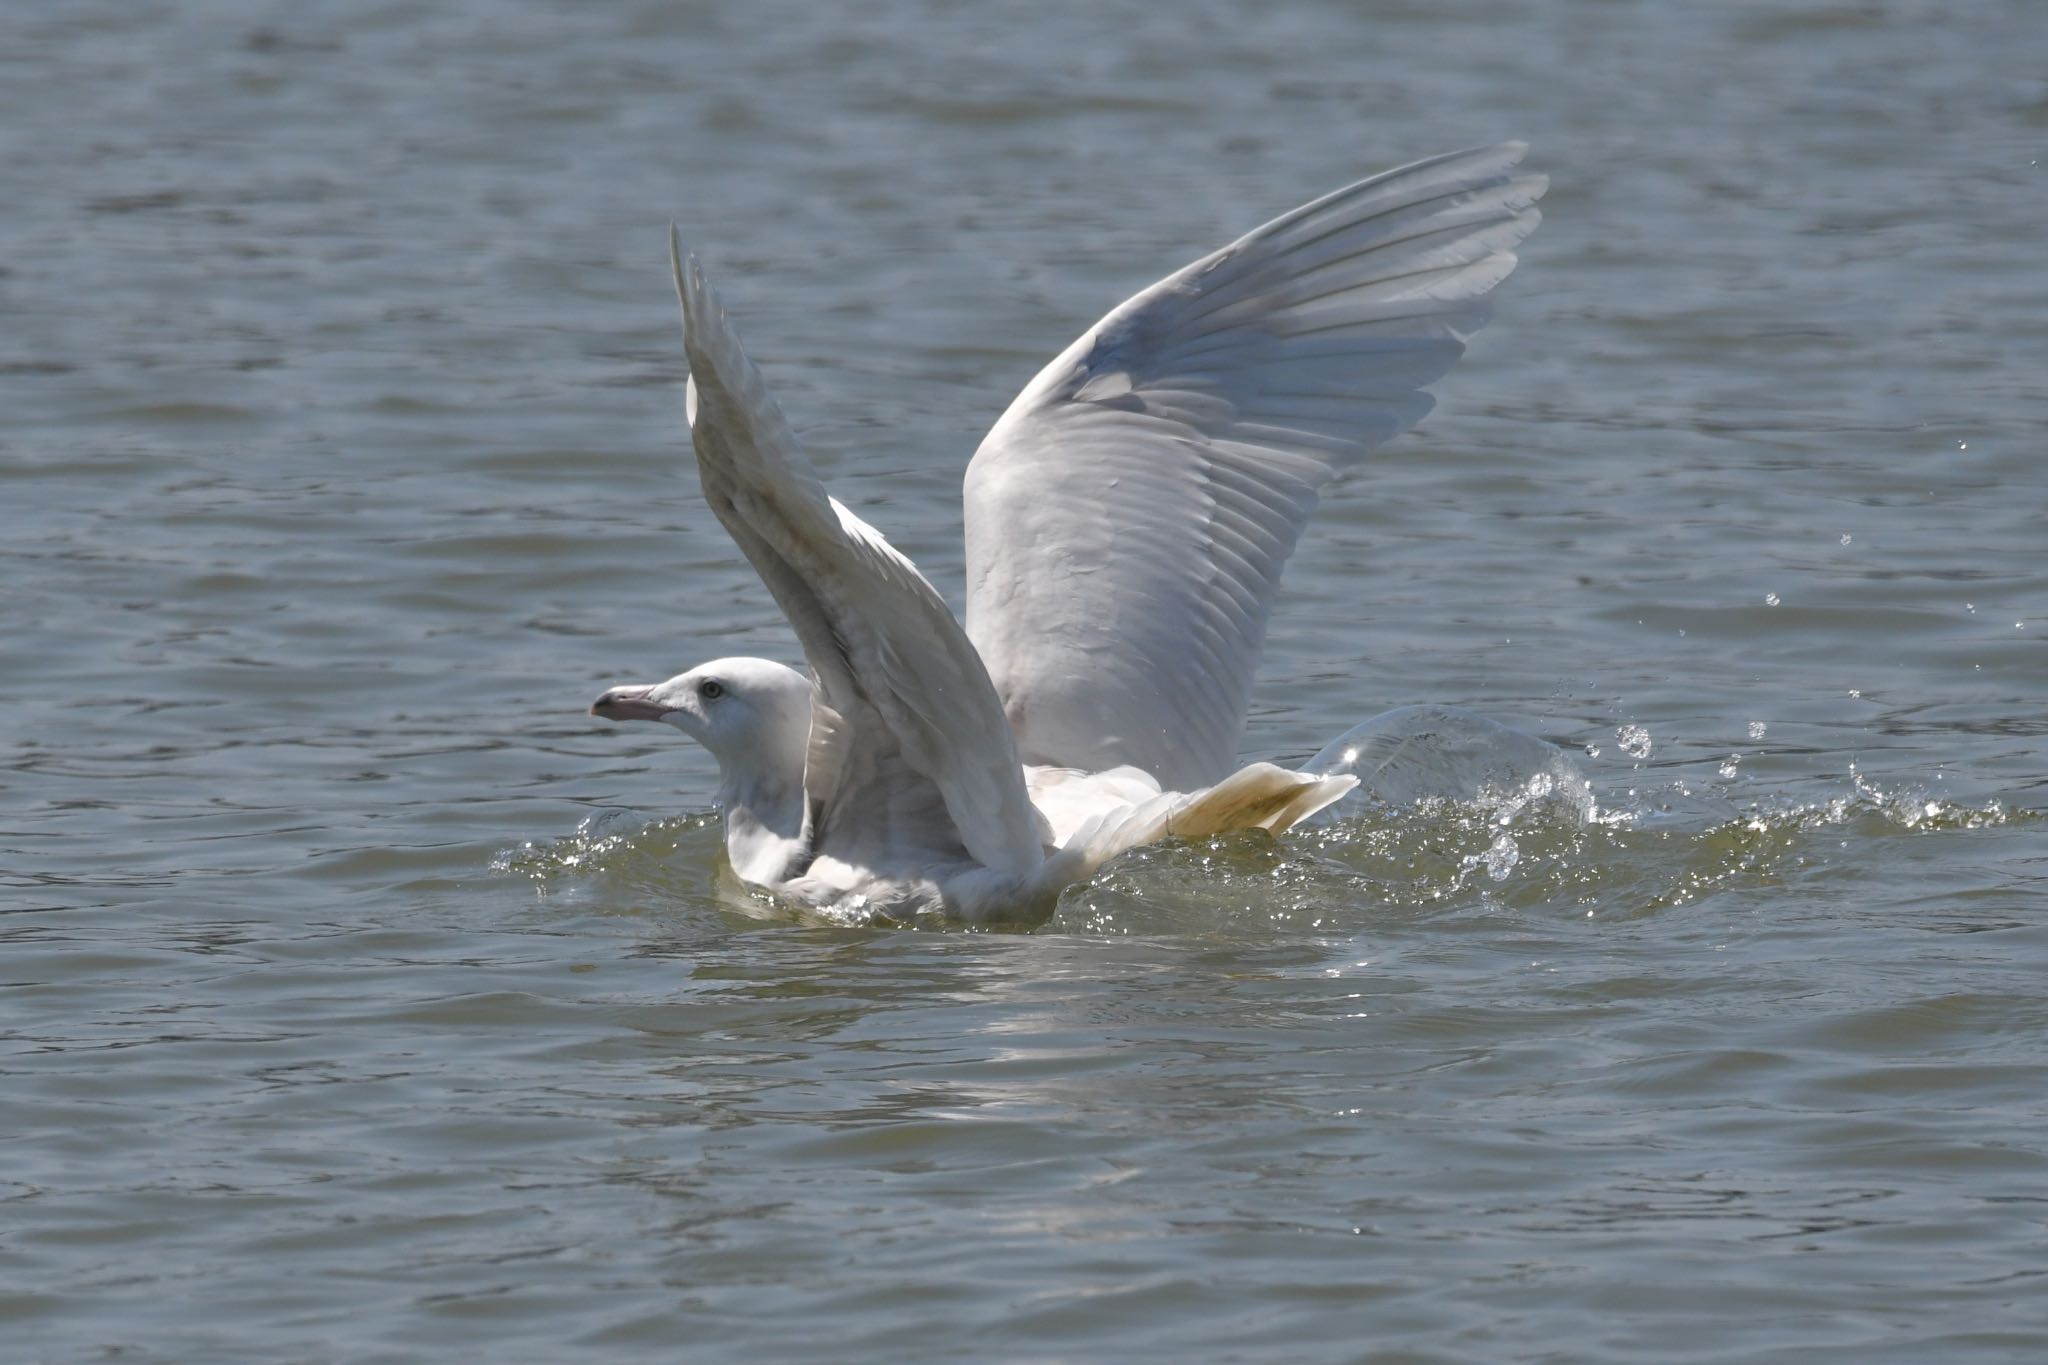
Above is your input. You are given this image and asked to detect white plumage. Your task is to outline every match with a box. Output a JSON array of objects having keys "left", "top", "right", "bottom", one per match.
[
  {"left": 966, "top": 143, "right": 1545, "bottom": 790},
  {"left": 592, "top": 145, "right": 1546, "bottom": 926}
]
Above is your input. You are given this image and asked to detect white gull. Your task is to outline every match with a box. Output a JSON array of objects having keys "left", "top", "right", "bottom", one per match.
[{"left": 592, "top": 144, "right": 1547, "bottom": 925}]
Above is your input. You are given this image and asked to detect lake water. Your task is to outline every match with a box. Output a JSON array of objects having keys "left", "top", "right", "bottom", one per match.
[{"left": 5, "top": 0, "right": 2045, "bottom": 1358}]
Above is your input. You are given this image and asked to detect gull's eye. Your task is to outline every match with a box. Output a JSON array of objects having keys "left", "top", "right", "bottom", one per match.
[{"left": 698, "top": 679, "right": 725, "bottom": 701}]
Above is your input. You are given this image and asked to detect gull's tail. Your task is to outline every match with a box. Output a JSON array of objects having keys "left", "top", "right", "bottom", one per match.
[{"left": 1039, "top": 763, "right": 1358, "bottom": 889}]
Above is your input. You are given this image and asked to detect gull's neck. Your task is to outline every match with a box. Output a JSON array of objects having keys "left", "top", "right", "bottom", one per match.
[{"left": 716, "top": 761, "right": 807, "bottom": 886}]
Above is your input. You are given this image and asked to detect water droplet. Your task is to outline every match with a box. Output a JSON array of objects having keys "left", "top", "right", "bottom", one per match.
[
  {"left": 1839, "top": 533, "right": 1852, "bottom": 546},
  {"left": 1718, "top": 754, "right": 1740, "bottom": 779},
  {"left": 1616, "top": 724, "right": 1652, "bottom": 759},
  {"left": 1965, "top": 602, "right": 1976, "bottom": 613},
  {"left": 1747, "top": 720, "right": 1767, "bottom": 740},
  {"left": 1584, "top": 744, "right": 1602, "bottom": 758},
  {"left": 1848, "top": 689, "right": 1862, "bottom": 699},
  {"left": 1483, "top": 833, "right": 1519, "bottom": 880},
  {"left": 1764, "top": 592, "right": 1781, "bottom": 606}
]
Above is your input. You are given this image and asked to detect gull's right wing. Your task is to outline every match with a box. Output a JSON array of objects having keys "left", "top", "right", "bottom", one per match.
[{"left": 672, "top": 232, "right": 1044, "bottom": 878}]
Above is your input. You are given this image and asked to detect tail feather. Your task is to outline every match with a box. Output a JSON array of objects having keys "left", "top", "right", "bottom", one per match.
[
  {"left": 1165, "top": 762, "right": 1356, "bottom": 839},
  {"left": 1039, "top": 763, "right": 1358, "bottom": 890}
]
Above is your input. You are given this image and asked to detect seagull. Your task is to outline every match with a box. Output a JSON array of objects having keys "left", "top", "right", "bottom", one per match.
[{"left": 592, "top": 144, "right": 1546, "bottom": 926}]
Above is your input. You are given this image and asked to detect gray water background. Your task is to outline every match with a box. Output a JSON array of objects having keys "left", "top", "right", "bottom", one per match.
[{"left": 5, "top": 0, "right": 2046, "bottom": 1359}]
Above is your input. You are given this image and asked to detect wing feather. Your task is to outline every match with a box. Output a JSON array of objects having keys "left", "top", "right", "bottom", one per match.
[
  {"left": 671, "top": 232, "right": 1043, "bottom": 877},
  {"left": 963, "top": 144, "right": 1544, "bottom": 789}
]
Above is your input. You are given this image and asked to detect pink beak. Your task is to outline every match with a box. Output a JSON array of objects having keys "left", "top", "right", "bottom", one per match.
[{"left": 590, "top": 684, "right": 673, "bottom": 722}]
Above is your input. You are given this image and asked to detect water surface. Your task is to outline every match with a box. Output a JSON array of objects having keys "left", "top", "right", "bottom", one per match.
[{"left": 4, "top": 0, "right": 2045, "bottom": 1358}]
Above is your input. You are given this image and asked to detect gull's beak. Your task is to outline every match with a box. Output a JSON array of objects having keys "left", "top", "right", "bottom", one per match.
[{"left": 590, "top": 684, "right": 672, "bottom": 722}]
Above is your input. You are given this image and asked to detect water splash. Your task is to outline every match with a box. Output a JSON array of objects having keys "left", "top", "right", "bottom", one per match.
[
  {"left": 1066, "top": 765, "right": 2028, "bottom": 935},
  {"left": 497, "top": 775, "right": 2028, "bottom": 938},
  {"left": 1475, "top": 832, "right": 1519, "bottom": 881},
  {"left": 1617, "top": 724, "right": 1653, "bottom": 760},
  {"left": 493, "top": 810, "right": 725, "bottom": 904}
]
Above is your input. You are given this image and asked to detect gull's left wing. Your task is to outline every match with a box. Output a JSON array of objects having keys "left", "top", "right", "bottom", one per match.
[{"left": 962, "top": 145, "right": 1545, "bottom": 792}]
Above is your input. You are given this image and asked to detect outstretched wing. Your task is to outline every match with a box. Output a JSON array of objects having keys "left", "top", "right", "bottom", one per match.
[
  {"left": 671, "top": 231, "right": 1043, "bottom": 878},
  {"left": 963, "top": 144, "right": 1545, "bottom": 791}
]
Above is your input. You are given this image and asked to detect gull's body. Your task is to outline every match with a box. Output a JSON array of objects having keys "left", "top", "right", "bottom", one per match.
[{"left": 593, "top": 144, "right": 1546, "bottom": 925}]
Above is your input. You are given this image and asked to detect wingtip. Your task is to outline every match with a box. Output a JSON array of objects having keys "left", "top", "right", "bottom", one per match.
[
  {"left": 1464, "top": 139, "right": 1528, "bottom": 168},
  {"left": 669, "top": 231, "right": 716, "bottom": 322},
  {"left": 669, "top": 227, "right": 719, "bottom": 353},
  {"left": 667, "top": 223, "right": 689, "bottom": 309},
  {"left": 1452, "top": 139, "right": 1532, "bottom": 179}
]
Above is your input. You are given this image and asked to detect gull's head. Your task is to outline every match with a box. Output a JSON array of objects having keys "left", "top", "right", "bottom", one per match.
[{"left": 591, "top": 656, "right": 811, "bottom": 781}]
